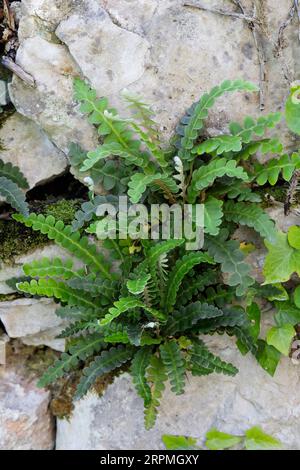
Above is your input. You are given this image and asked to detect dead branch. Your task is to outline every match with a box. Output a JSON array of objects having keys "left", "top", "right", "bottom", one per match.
[{"left": 1, "top": 56, "right": 36, "bottom": 87}]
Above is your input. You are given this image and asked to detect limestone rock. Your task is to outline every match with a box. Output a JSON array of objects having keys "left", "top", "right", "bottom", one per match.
[
  {"left": 9, "top": 37, "right": 98, "bottom": 154},
  {"left": 56, "top": 1, "right": 150, "bottom": 96},
  {"left": 10, "top": 0, "right": 300, "bottom": 149},
  {"left": 56, "top": 335, "right": 300, "bottom": 450},
  {"left": 0, "top": 81, "right": 10, "bottom": 106},
  {"left": 0, "top": 298, "right": 67, "bottom": 352},
  {"left": 0, "top": 360, "right": 54, "bottom": 449},
  {"left": 0, "top": 113, "right": 67, "bottom": 190}
]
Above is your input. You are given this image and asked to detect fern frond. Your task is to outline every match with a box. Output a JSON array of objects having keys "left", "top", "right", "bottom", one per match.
[
  {"left": 234, "top": 138, "right": 283, "bottom": 161},
  {"left": 67, "top": 275, "right": 118, "bottom": 301},
  {"left": 0, "top": 159, "right": 29, "bottom": 189},
  {"left": 188, "top": 339, "right": 238, "bottom": 376},
  {"left": 194, "top": 306, "right": 249, "bottom": 334},
  {"left": 173, "top": 156, "right": 185, "bottom": 198},
  {"left": 23, "top": 257, "right": 82, "bottom": 280},
  {"left": 194, "top": 135, "right": 242, "bottom": 155},
  {"left": 229, "top": 112, "right": 282, "bottom": 143},
  {"left": 127, "top": 274, "right": 151, "bottom": 295},
  {"left": 17, "top": 279, "right": 102, "bottom": 310},
  {"left": 55, "top": 305, "right": 97, "bottom": 321},
  {"left": 177, "top": 79, "right": 258, "bottom": 161},
  {"left": 188, "top": 159, "right": 248, "bottom": 203},
  {"left": 81, "top": 142, "right": 147, "bottom": 172},
  {"left": 160, "top": 340, "right": 186, "bottom": 395},
  {"left": 164, "top": 252, "right": 215, "bottom": 312},
  {"left": 176, "top": 269, "right": 219, "bottom": 306},
  {"left": 0, "top": 176, "right": 29, "bottom": 215},
  {"left": 75, "top": 345, "right": 134, "bottom": 399},
  {"left": 14, "top": 213, "right": 112, "bottom": 279},
  {"left": 38, "top": 333, "right": 105, "bottom": 387},
  {"left": 223, "top": 201, "right": 276, "bottom": 242},
  {"left": 204, "top": 229, "right": 254, "bottom": 296},
  {"left": 204, "top": 196, "right": 223, "bottom": 236},
  {"left": 72, "top": 195, "right": 119, "bottom": 231},
  {"left": 164, "top": 302, "right": 223, "bottom": 336},
  {"left": 204, "top": 286, "right": 236, "bottom": 307},
  {"left": 144, "top": 356, "right": 167, "bottom": 429},
  {"left": 253, "top": 153, "right": 300, "bottom": 186},
  {"left": 131, "top": 347, "right": 152, "bottom": 406}
]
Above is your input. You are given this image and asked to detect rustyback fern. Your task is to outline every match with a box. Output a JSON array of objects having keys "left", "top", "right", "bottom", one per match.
[{"left": 13, "top": 77, "right": 294, "bottom": 429}]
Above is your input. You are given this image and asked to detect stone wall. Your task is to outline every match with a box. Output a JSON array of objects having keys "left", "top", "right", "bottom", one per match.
[{"left": 1, "top": 0, "right": 300, "bottom": 450}]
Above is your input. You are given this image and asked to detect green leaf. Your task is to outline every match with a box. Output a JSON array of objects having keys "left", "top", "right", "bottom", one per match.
[
  {"left": 162, "top": 435, "right": 199, "bottom": 450},
  {"left": 189, "top": 339, "right": 238, "bottom": 376},
  {"left": 266, "top": 323, "right": 295, "bottom": 356},
  {"left": 164, "top": 302, "right": 223, "bottom": 336},
  {"left": 194, "top": 135, "right": 242, "bottom": 155},
  {"left": 204, "top": 197, "right": 223, "bottom": 236},
  {"left": 75, "top": 345, "right": 134, "bottom": 399},
  {"left": 177, "top": 79, "right": 258, "bottom": 161},
  {"left": 38, "top": 334, "right": 104, "bottom": 387},
  {"left": 17, "top": 278, "right": 101, "bottom": 310},
  {"left": 127, "top": 173, "right": 164, "bottom": 203},
  {"left": 14, "top": 213, "right": 112, "bottom": 280},
  {"left": 164, "top": 252, "right": 215, "bottom": 312},
  {"left": 127, "top": 274, "right": 151, "bottom": 295},
  {"left": 224, "top": 201, "right": 276, "bottom": 242},
  {"left": 275, "top": 300, "right": 300, "bottom": 326},
  {"left": 100, "top": 297, "right": 144, "bottom": 326},
  {"left": 205, "top": 428, "right": 242, "bottom": 450},
  {"left": 256, "top": 340, "right": 281, "bottom": 376},
  {"left": 0, "top": 159, "right": 29, "bottom": 189},
  {"left": 253, "top": 153, "right": 300, "bottom": 186},
  {"left": 285, "top": 82, "right": 300, "bottom": 135},
  {"left": 144, "top": 356, "right": 167, "bottom": 429},
  {"left": 23, "top": 257, "right": 80, "bottom": 280},
  {"left": 0, "top": 176, "right": 29, "bottom": 216},
  {"left": 288, "top": 225, "right": 300, "bottom": 250},
  {"left": 131, "top": 348, "right": 152, "bottom": 406},
  {"left": 245, "top": 426, "right": 282, "bottom": 450},
  {"left": 160, "top": 341, "right": 186, "bottom": 395},
  {"left": 205, "top": 229, "right": 254, "bottom": 296},
  {"left": 263, "top": 231, "right": 300, "bottom": 284},
  {"left": 188, "top": 159, "right": 248, "bottom": 202}
]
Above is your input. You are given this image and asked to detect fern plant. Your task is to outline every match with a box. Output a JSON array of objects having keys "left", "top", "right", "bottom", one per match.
[
  {"left": 0, "top": 159, "right": 29, "bottom": 215},
  {"left": 14, "top": 78, "right": 298, "bottom": 428}
]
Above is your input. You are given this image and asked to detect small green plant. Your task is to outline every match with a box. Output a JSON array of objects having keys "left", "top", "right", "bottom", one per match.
[
  {"left": 162, "top": 426, "right": 282, "bottom": 450},
  {"left": 14, "top": 78, "right": 299, "bottom": 428},
  {"left": 0, "top": 158, "right": 29, "bottom": 215}
]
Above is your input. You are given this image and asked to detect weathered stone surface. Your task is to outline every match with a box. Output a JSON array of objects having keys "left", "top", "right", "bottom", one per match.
[
  {"left": 0, "top": 358, "right": 54, "bottom": 449},
  {"left": 0, "top": 80, "right": 10, "bottom": 106},
  {"left": 56, "top": 335, "right": 300, "bottom": 450},
  {"left": 0, "top": 298, "right": 67, "bottom": 352},
  {"left": 10, "top": 0, "right": 300, "bottom": 149},
  {"left": 0, "top": 113, "right": 67, "bottom": 190},
  {"left": 56, "top": 1, "right": 150, "bottom": 96},
  {"left": 9, "top": 37, "right": 98, "bottom": 153}
]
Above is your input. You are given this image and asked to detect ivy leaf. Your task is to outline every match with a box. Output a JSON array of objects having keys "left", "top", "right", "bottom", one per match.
[
  {"left": 274, "top": 300, "right": 300, "bottom": 326},
  {"left": 263, "top": 232, "right": 300, "bottom": 284},
  {"left": 204, "top": 197, "right": 223, "bottom": 236},
  {"left": 285, "top": 82, "right": 300, "bottom": 135},
  {"left": 256, "top": 340, "right": 281, "bottom": 377},
  {"left": 244, "top": 426, "right": 282, "bottom": 450},
  {"left": 266, "top": 324, "right": 295, "bottom": 356},
  {"left": 287, "top": 225, "right": 300, "bottom": 250},
  {"left": 294, "top": 286, "right": 300, "bottom": 309},
  {"left": 205, "top": 428, "right": 242, "bottom": 450},
  {"left": 162, "top": 435, "right": 199, "bottom": 450}
]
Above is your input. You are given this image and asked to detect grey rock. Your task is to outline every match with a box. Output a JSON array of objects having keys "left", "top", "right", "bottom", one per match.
[
  {"left": 0, "top": 113, "right": 67, "bottom": 190},
  {"left": 0, "top": 361, "right": 54, "bottom": 449},
  {"left": 0, "top": 81, "right": 10, "bottom": 106},
  {"left": 0, "top": 298, "right": 67, "bottom": 352},
  {"left": 56, "top": 335, "right": 300, "bottom": 450}
]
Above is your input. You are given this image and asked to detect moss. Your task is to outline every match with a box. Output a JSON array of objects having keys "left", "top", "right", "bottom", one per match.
[
  {"left": 44, "top": 199, "right": 81, "bottom": 225},
  {"left": 0, "top": 219, "right": 48, "bottom": 263},
  {"left": 256, "top": 185, "right": 288, "bottom": 206},
  {"left": 0, "top": 199, "right": 82, "bottom": 263},
  {"left": 0, "top": 292, "right": 23, "bottom": 302}
]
